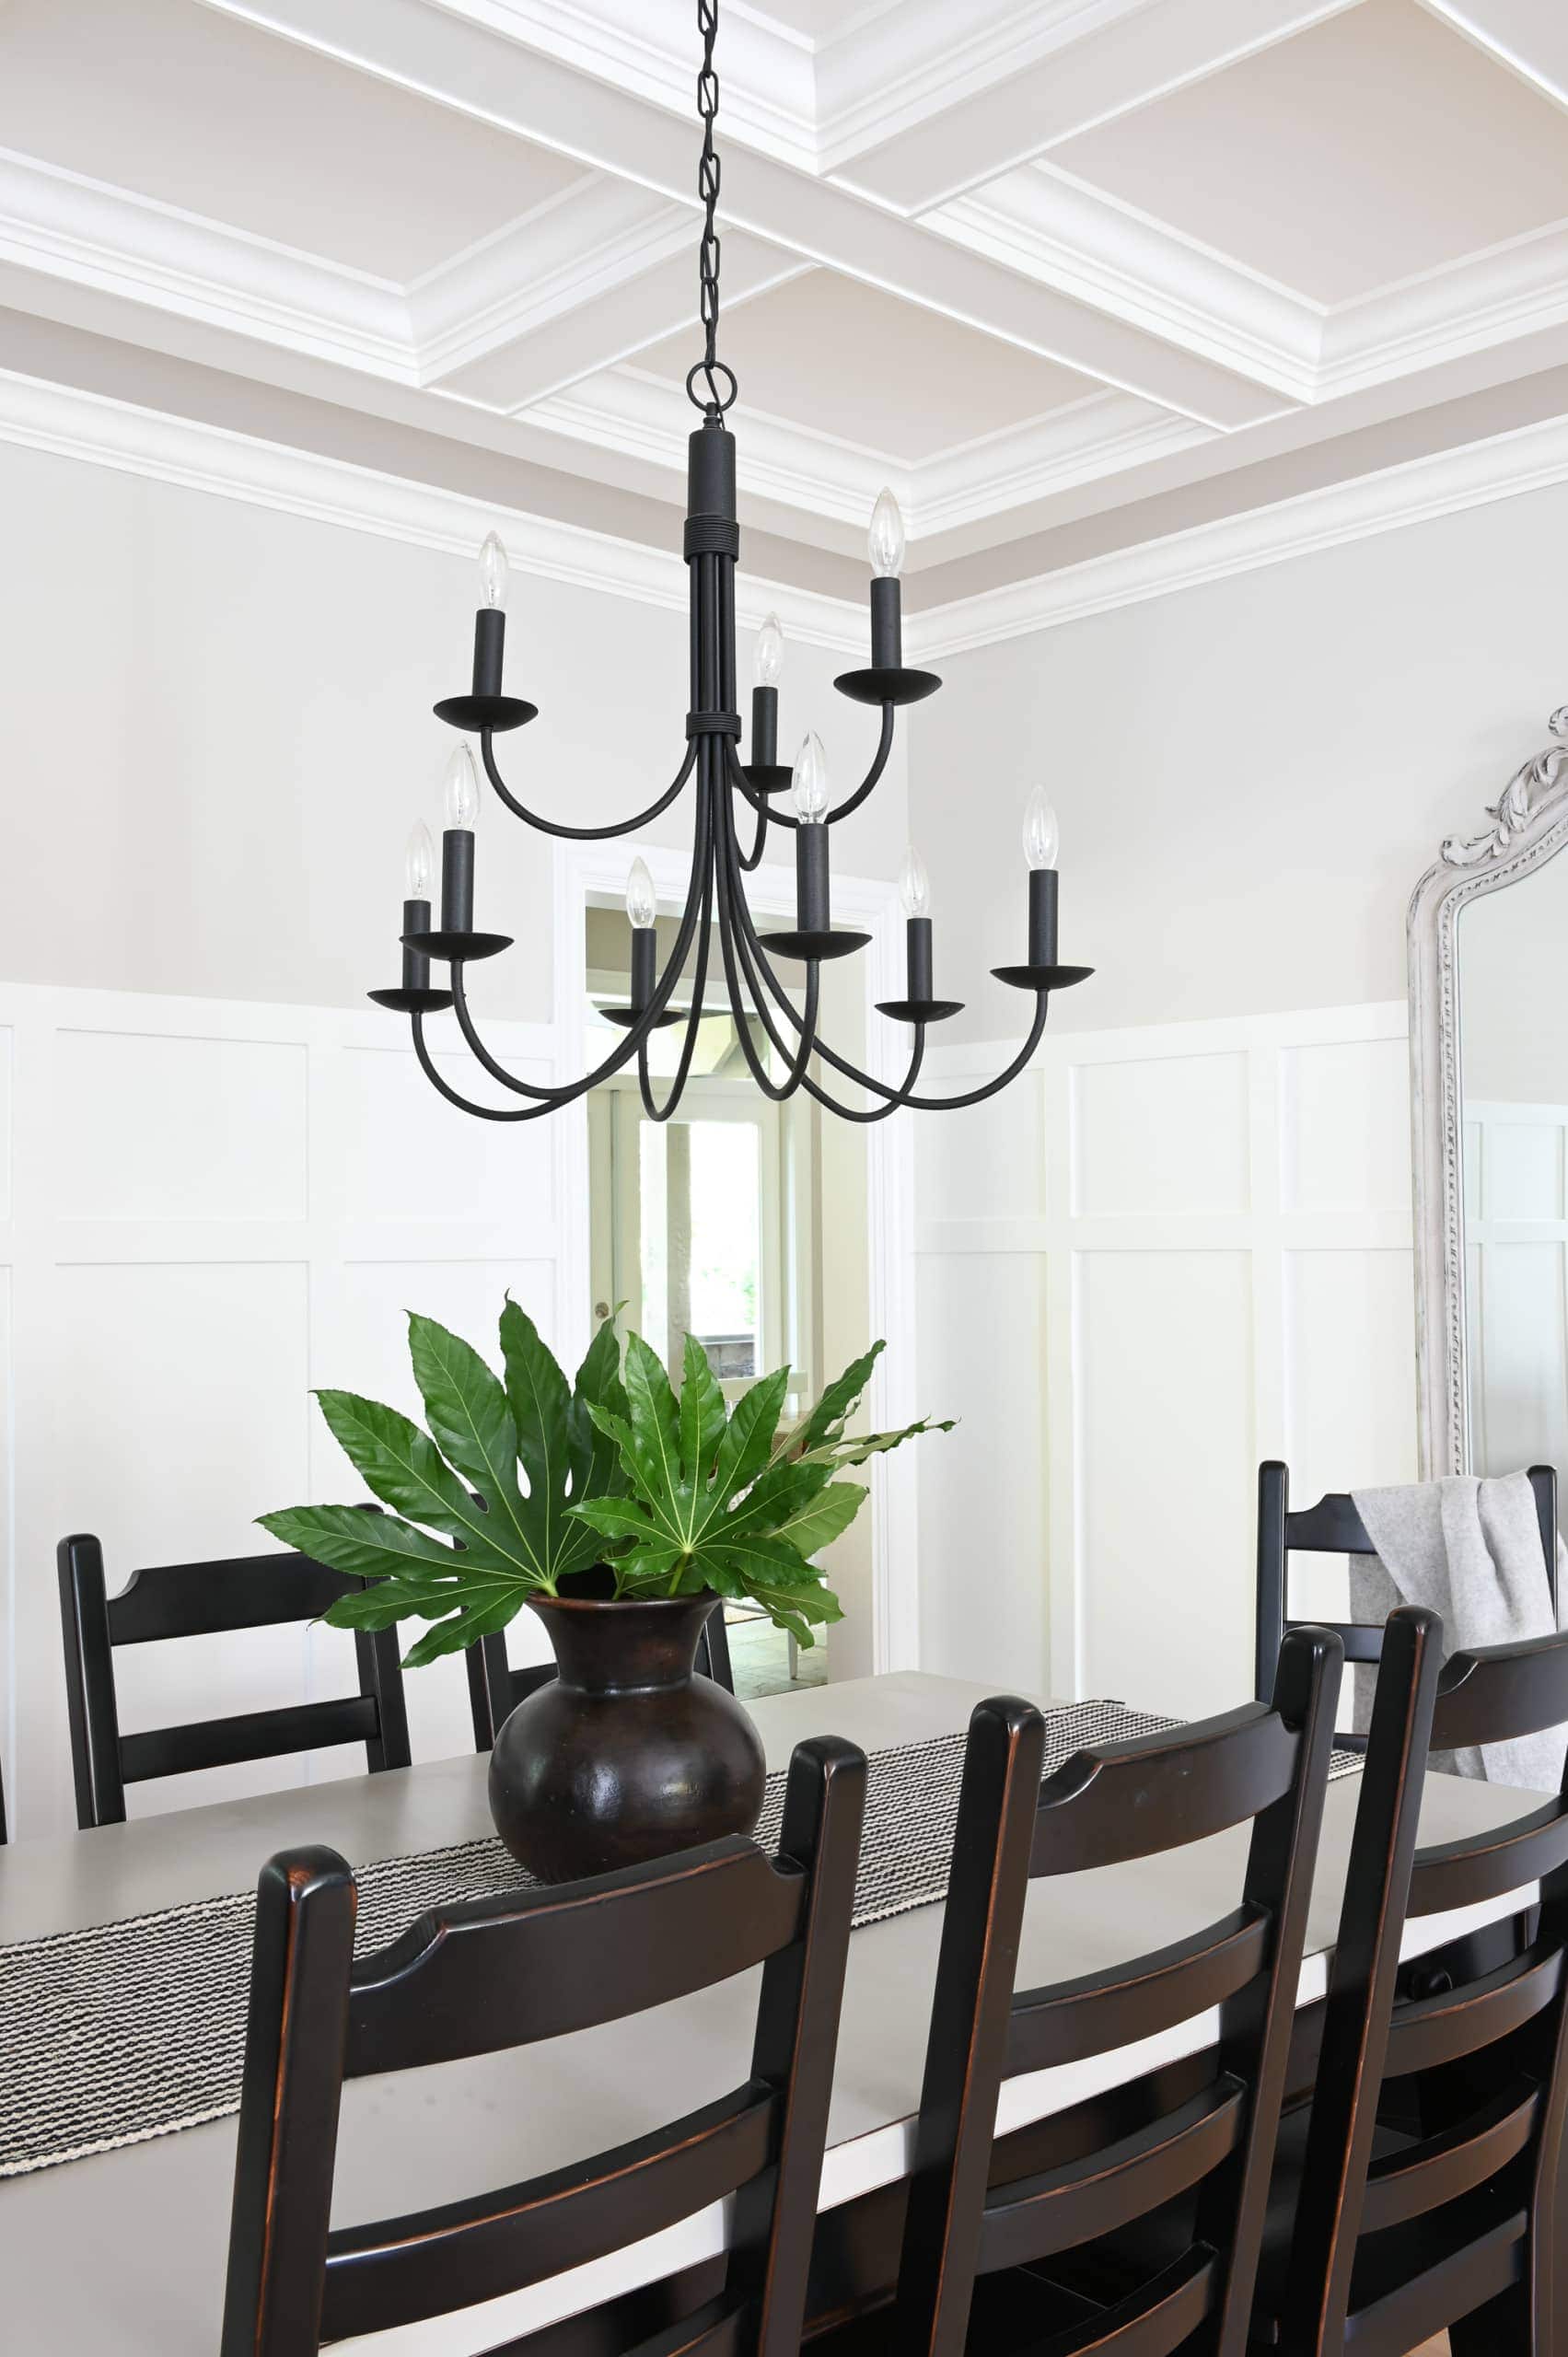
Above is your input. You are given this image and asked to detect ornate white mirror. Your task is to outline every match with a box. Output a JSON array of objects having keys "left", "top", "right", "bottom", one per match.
[{"left": 1411, "top": 706, "right": 1568, "bottom": 1476}]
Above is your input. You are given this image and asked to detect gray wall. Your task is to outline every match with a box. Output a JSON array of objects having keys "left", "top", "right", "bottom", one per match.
[
  {"left": 0, "top": 440, "right": 906, "bottom": 1018},
  {"left": 908, "top": 484, "right": 1568, "bottom": 1041}
]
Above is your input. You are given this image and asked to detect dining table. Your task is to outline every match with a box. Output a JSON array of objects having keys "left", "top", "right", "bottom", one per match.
[{"left": 0, "top": 1668, "right": 1547, "bottom": 2355}]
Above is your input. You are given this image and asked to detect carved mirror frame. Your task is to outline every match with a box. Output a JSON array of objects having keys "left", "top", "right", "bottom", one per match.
[{"left": 1410, "top": 705, "right": 1568, "bottom": 1476}]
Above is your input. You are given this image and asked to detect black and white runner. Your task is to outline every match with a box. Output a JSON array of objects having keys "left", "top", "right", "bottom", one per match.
[{"left": 0, "top": 1701, "right": 1359, "bottom": 2178}]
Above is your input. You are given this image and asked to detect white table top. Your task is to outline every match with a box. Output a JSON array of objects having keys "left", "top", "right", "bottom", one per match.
[{"left": 0, "top": 1671, "right": 1541, "bottom": 2355}]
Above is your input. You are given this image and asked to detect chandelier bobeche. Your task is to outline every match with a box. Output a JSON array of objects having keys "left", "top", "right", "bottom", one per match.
[{"left": 371, "top": 0, "right": 1091, "bottom": 1125}]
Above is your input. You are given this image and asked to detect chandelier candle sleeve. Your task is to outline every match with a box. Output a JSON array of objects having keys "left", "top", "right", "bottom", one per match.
[{"left": 441, "top": 744, "right": 481, "bottom": 935}]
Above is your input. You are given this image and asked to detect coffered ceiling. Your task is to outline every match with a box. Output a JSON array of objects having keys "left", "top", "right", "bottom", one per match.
[{"left": 1, "top": 0, "right": 1565, "bottom": 600}]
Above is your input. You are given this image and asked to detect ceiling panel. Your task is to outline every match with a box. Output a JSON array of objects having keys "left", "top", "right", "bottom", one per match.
[
  {"left": 633, "top": 267, "right": 1102, "bottom": 460},
  {"left": 0, "top": 0, "right": 584, "bottom": 282},
  {"left": 1049, "top": 0, "right": 1568, "bottom": 306}
]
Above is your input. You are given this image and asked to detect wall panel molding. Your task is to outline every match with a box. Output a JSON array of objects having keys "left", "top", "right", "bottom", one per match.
[{"left": 0, "top": 981, "right": 563, "bottom": 1839}]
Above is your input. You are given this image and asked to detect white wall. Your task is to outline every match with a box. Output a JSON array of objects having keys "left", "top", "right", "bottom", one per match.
[
  {"left": 1, "top": 980, "right": 565, "bottom": 1837},
  {"left": 908, "top": 482, "right": 1568, "bottom": 1042},
  {"left": 916, "top": 1003, "right": 1416, "bottom": 1713}
]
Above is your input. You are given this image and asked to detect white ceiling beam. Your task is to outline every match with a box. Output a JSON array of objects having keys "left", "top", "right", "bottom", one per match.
[
  {"left": 195, "top": 0, "right": 1294, "bottom": 424},
  {"left": 934, "top": 162, "right": 1324, "bottom": 402},
  {"left": 1418, "top": 1, "right": 1568, "bottom": 114},
  {"left": 410, "top": 180, "right": 694, "bottom": 381},
  {"left": 437, "top": 233, "right": 808, "bottom": 412},
  {"left": 827, "top": 0, "right": 1363, "bottom": 214}
]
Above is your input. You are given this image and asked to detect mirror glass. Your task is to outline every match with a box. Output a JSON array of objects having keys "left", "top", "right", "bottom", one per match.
[{"left": 1458, "top": 846, "right": 1568, "bottom": 1472}]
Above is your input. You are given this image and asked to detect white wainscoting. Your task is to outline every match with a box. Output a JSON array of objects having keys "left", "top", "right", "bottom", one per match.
[
  {"left": 915, "top": 1003, "right": 1415, "bottom": 1718},
  {"left": 1464, "top": 1099, "right": 1568, "bottom": 1480},
  {"left": 0, "top": 983, "right": 565, "bottom": 1838}
]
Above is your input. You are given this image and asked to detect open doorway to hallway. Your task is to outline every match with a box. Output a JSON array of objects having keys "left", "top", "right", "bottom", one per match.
[{"left": 585, "top": 907, "right": 828, "bottom": 1696}]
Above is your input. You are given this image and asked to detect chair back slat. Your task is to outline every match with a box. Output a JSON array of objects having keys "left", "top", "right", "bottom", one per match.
[
  {"left": 121, "top": 1697, "right": 380, "bottom": 1786},
  {"left": 1280, "top": 1606, "right": 1568, "bottom": 2351},
  {"left": 346, "top": 1840, "right": 807, "bottom": 2075},
  {"left": 222, "top": 1736, "right": 865, "bottom": 2357},
  {"left": 890, "top": 1628, "right": 1342, "bottom": 2357},
  {"left": 58, "top": 1530, "right": 410, "bottom": 1827},
  {"left": 1028, "top": 1704, "right": 1296, "bottom": 1875},
  {"left": 1432, "top": 1629, "right": 1568, "bottom": 1751},
  {"left": 1381, "top": 1945, "right": 1563, "bottom": 2076},
  {"left": 1406, "top": 1798, "right": 1568, "bottom": 1918},
  {"left": 1256, "top": 1459, "right": 1559, "bottom": 1716},
  {"left": 106, "top": 1551, "right": 353, "bottom": 1641},
  {"left": 320, "top": 2087, "right": 778, "bottom": 2340},
  {"left": 1005, "top": 1906, "right": 1269, "bottom": 2077},
  {"left": 975, "top": 2077, "right": 1246, "bottom": 2273},
  {"left": 1357, "top": 2080, "right": 1539, "bottom": 2235}
]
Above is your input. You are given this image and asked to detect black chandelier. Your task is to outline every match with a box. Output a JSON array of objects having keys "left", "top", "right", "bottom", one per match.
[{"left": 371, "top": 0, "right": 1091, "bottom": 1125}]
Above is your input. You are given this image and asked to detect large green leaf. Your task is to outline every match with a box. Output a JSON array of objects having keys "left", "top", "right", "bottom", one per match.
[
  {"left": 408, "top": 1315, "right": 539, "bottom": 1573},
  {"left": 774, "top": 1341, "right": 882, "bottom": 1463},
  {"left": 562, "top": 1317, "right": 631, "bottom": 1575},
  {"left": 772, "top": 1480, "right": 867, "bottom": 1559},
  {"left": 679, "top": 1333, "right": 727, "bottom": 1488},
  {"left": 708, "top": 1365, "right": 791, "bottom": 1513},
  {"left": 310, "top": 1391, "right": 534, "bottom": 1573},
  {"left": 497, "top": 1296, "right": 571, "bottom": 1578},
  {"left": 259, "top": 1502, "right": 512, "bottom": 1581}
]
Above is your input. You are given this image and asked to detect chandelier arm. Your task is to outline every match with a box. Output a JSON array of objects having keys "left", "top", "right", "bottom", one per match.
[
  {"left": 736, "top": 788, "right": 769, "bottom": 871},
  {"left": 720, "top": 797, "right": 1055, "bottom": 1109},
  {"left": 791, "top": 1027, "right": 928, "bottom": 1123},
  {"left": 443, "top": 775, "right": 717, "bottom": 1103},
  {"left": 479, "top": 733, "right": 697, "bottom": 842},
  {"left": 636, "top": 843, "right": 717, "bottom": 1121},
  {"left": 408, "top": 1014, "right": 559, "bottom": 1123},
  {"left": 725, "top": 705, "right": 894, "bottom": 830},
  {"left": 712, "top": 779, "right": 822, "bottom": 1099},
  {"left": 714, "top": 850, "right": 820, "bottom": 1103}
]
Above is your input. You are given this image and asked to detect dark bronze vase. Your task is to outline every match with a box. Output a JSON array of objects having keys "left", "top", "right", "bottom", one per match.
[{"left": 488, "top": 1577, "right": 766, "bottom": 1883}]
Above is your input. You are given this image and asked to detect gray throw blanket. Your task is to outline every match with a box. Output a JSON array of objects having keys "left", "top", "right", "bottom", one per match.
[{"left": 1349, "top": 1470, "right": 1565, "bottom": 1788}]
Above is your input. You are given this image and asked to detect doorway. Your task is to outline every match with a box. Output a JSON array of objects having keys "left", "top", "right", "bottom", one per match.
[{"left": 587, "top": 927, "right": 825, "bottom": 1696}]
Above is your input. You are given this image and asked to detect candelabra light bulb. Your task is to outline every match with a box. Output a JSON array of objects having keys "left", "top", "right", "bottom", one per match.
[
  {"left": 478, "top": 530, "right": 509, "bottom": 610},
  {"left": 625, "top": 856, "right": 656, "bottom": 931},
  {"left": 792, "top": 731, "right": 830, "bottom": 823},
  {"left": 868, "top": 486, "right": 906, "bottom": 579},
  {"left": 899, "top": 843, "right": 931, "bottom": 920},
  {"left": 1022, "top": 787, "right": 1060, "bottom": 871},
  {"left": 404, "top": 819, "right": 436, "bottom": 900},
  {"left": 753, "top": 610, "right": 784, "bottom": 689},
  {"left": 444, "top": 741, "right": 481, "bottom": 830}
]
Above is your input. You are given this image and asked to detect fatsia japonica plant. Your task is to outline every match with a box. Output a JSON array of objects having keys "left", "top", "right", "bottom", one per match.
[{"left": 259, "top": 1299, "right": 950, "bottom": 1662}]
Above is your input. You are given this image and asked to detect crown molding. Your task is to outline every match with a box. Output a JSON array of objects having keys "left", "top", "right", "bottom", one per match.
[
  {"left": 1321, "top": 220, "right": 1568, "bottom": 398},
  {"left": 534, "top": 365, "right": 1212, "bottom": 540},
  {"left": 0, "top": 147, "right": 412, "bottom": 378},
  {"left": 5, "top": 346, "right": 1567, "bottom": 679},
  {"left": 906, "top": 406, "right": 1568, "bottom": 656},
  {"left": 912, "top": 392, "right": 1211, "bottom": 534},
  {"left": 0, "top": 366, "right": 865, "bottom": 649},
  {"left": 935, "top": 164, "right": 1321, "bottom": 401}
]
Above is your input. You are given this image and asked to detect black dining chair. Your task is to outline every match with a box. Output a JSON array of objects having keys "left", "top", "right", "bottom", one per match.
[
  {"left": 220, "top": 1735, "right": 865, "bottom": 2357},
  {"left": 1260, "top": 1604, "right": 1568, "bottom": 2354},
  {"left": 1254, "top": 1459, "right": 1559, "bottom": 1744},
  {"left": 57, "top": 1533, "right": 412, "bottom": 1829},
  {"left": 467, "top": 1597, "right": 737, "bottom": 1749},
  {"left": 830, "top": 1626, "right": 1342, "bottom": 2356}
]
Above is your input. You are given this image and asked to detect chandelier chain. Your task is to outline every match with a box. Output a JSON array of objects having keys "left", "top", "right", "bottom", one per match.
[{"left": 689, "top": 0, "right": 737, "bottom": 417}]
